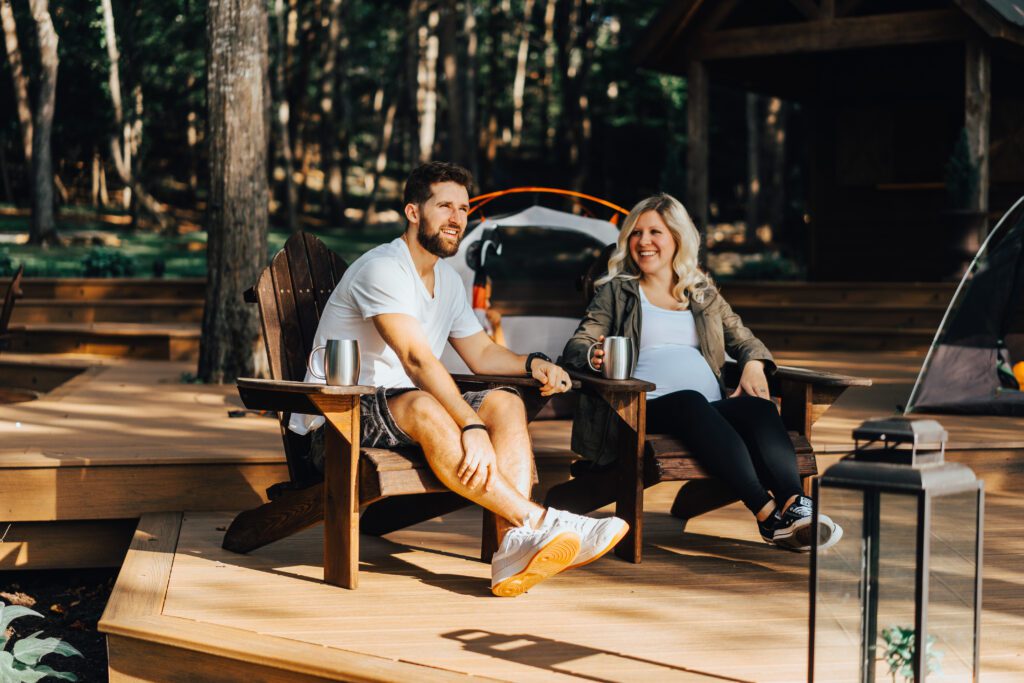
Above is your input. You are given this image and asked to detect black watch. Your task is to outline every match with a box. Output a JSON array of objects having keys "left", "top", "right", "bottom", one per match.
[{"left": 525, "top": 352, "right": 552, "bottom": 374}]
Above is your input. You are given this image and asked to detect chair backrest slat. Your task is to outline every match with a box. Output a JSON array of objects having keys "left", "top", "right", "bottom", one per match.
[
  {"left": 251, "top": 233, "right": 350, "bottom": 485},
  {"left": 285, "top": 237, "right": 320, "bottom": 361}
]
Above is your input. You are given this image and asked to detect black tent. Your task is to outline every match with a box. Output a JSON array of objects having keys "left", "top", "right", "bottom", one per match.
[{"left": 907, "top": 196, "right": 1024, "bottom": 416}]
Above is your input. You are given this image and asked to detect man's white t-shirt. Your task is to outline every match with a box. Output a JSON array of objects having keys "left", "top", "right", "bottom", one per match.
[{"left": 288, "top": 237, "right": 483, "bottom": 435}]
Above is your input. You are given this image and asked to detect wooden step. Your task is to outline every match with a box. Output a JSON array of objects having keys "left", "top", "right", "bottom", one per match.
[
  {"left": 752, "top": 323, "right": 936, "bottom": 352},
  {"left": 18, "top": 277, "right": 206, "bottom": 300},
  {"left": 12, "top": 298, "right": 204, "bottom": 324},
  {"left": 720, "top": 281, "right": 956, "bottom": 306},
  {"left": 734, "top": 302, "right": 946, "bottom": 329},
  {"left": 5, "top": 322, "right": 201, "bottom": 360}
]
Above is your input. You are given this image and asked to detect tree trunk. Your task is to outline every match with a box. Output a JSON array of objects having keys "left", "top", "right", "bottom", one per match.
[
  {"left": 510, "top": 0, "right": 534, "bottom": 149},
  {"left": 28, "top": 0, "right": 57, "bottom": 244},
  {"left": 745, "top": 92, "right": 760, "bottom": 233},
  {"left": 100, "top": 0, "right": 171, "bottom": 232},
  {"left": 1, "top": 0, "right": 32, "bottom": 167},
  {"left": 271, "top": 0, "right": 298, "bottom": 232},
  {"left": 200, "top": 0, "right": 270, "bottom": 384},
  {"left": 462, "top": 0, "right": 479, "bottom": 179},
  {"left": 0, "top": 139, "right": 11, "bottom": 202},
  {"left": 439, "top": 0, "right": 466, "bottom": 167},
  {"left": 417, "top": 10, "right": 439, "bottom": 163},
  {"left": 540, "top": 0, "right": 556, "bottom": 152},
  {"left": 405, "top": 0, "right": 422, "bottom": 165},
  {"left": 320, "top": 0, "right": 345, "bottom": 224},
  {"left": 364, "top": 84, "right": 398, "bottom": 225}
]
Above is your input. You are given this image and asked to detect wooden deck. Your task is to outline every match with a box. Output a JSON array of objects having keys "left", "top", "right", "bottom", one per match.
[
  {"left": 4, "top": 348, "right": 1024, "bottom": 679},
  {"left": 100, "top": 479, "right": 1024, "bottom": 682}
]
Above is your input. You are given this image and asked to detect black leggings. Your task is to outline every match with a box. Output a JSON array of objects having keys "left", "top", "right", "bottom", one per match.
[{"left": 647, "top": 390, "right": 804, "bottom": 514}]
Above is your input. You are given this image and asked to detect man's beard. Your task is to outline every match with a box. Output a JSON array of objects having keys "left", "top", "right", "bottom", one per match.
[{"left": 417, "top": 222, "right": 462, "bottom": 257}]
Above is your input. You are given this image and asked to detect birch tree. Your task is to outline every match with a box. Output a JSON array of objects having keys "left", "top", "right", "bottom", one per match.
[{"left": 199, "top": 0, "right": 269, "bottom": 383}]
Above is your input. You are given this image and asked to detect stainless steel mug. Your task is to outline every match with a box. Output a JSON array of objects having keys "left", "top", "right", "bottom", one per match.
[
  {"left": 308, "top": 339, "right": 360, "bottom": 386},
  {"left": 587, "top": 336, "right": 634, "bottom": 380}
]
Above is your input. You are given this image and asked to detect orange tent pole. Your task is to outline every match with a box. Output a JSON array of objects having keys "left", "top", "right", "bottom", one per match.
[{"left": 468, "top": 186, "right": 629, "bottom": 218}]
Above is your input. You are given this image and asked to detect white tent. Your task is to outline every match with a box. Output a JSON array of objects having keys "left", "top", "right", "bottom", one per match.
[{"left": 441, "top": 205, "right": 621, "bottom": 373}]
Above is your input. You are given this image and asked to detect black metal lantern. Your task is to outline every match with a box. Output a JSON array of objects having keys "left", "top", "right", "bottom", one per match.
[{"left": 809, "top": 418, "right": 983, "bottom": 683}]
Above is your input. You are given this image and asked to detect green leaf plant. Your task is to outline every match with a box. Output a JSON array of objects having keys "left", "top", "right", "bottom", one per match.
[
  {"left": 0, "top": 601, "right": 82, "bottom": 682},
  {"left": 880, "top": 625, "right": 944, "bottom": 683}
]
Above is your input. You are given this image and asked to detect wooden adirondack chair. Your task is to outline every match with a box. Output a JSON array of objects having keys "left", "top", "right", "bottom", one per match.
[
  {"left": 222, "top": 232, "right": 558, "bottom": 589},
  {"left": 0, "top": 264, "right": 25, "bottom": 351},
  {"left": 544, "top": 250, "right": 871, "bottom": 562}
]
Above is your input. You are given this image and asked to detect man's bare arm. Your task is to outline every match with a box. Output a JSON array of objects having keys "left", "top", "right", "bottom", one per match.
[
  {"left": 449, "top": 331, "right": 571, "bottom": 397},
  {"left": 372, "top": 313, "right": 481, "bottom": 428}
]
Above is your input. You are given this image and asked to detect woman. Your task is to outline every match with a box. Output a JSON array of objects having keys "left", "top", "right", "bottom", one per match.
[{"left": 561, "top": 194, "right": 839, "bottom": 551}]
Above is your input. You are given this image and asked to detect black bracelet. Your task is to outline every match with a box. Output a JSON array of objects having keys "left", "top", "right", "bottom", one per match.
[{"left": 461, "top": 423, "right": 488, "bottom": 434}]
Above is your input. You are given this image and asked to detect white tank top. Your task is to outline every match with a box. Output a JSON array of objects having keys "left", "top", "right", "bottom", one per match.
[{"left": 633, "top": 285, "right": 722, "bottom": 402}]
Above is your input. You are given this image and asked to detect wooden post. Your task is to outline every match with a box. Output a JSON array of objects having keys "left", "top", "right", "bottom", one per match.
[
  {"left": 687, "top": 60, "right": 709, "bottom": 235},
  {"left": 965, "top": 39, "right": 990, "bottom": 233},
  {"left": 318, "top": 397, "right": 360, "bottom": 589}
]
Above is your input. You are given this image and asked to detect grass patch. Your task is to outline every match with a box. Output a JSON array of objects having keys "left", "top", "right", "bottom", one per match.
[{"left": 0, "top": 205, "right": 403, "bottom": 278}]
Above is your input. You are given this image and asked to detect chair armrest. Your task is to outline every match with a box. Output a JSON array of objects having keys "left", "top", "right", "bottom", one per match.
[
  {"left": 773, "top": 364, "right": 872, "bottom": 388},
  {"left": 567, "top": 370, "right": 655, "bottom": 395},
  {"left": 236, "top": 378, "right": 374, "bottom": 415},
  {"left": 450, "top": 373, "right": 583, "bottom": 390}
]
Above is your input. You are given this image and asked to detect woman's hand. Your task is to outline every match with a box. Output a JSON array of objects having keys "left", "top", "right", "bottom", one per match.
[
  {"left": 730, "top": 360, "right": 770, "bottom": 400},
  {"left": 458, "top": 427, "right": 498, "bottom": 491},
  {"left": 590, "top": 335, "right": 605, "bottom": 370}
]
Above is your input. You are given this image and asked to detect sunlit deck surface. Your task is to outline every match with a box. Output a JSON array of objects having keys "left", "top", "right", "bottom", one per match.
[{"left": 4, "top": 349, "right": 1024, "bottom": 679}]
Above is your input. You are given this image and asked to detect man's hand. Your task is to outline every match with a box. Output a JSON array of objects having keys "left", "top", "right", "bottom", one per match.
[
  {"left": 532, "top": 359, "right": 572, "bottom": 397},
  {"left": 729, "top": 360, "right": 770, "bottom": 399},
  {"left": 458, "top": 428, "right": 498, "bottom": 491}
]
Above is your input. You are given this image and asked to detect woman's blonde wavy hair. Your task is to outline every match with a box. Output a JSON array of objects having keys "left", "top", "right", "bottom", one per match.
[{"left": 595, "top": 193, "right": 711, "bottom": 307}]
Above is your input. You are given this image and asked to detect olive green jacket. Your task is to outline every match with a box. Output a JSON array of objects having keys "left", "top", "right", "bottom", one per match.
[{"left": 559, "top": 276, "right": 776, "bottom": 467}]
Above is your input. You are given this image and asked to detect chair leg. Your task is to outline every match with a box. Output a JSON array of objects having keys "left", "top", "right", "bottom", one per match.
[
  {"left": 614, "top": 440, "right": 644, "bottom": 564},
  {"left": 480, "top": 509, "right": 499, "bottom": 563},
  {"left": 323, "top": 413, "right": 360, "bottom": 589}
]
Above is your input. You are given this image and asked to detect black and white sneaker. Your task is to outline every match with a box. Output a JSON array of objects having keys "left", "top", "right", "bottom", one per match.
[
  {"left": 773, "top": 495, "right": 842, "bottom": 552},
  {"left": 757, "top": 506, "right": 781, "bottom": 545}
]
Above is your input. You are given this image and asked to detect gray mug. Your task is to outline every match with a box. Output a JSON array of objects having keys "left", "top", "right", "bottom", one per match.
[
  {"left": 308, "top": 339, "right": 361, "bottom": 386},
  {"left": 587, "top": 336, "right": 635, "bottom": 380}
]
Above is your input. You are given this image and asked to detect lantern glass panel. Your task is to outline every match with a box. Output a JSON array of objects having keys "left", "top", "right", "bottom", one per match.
[
  {"left": 926, "top": 488, "right": 980, "bottom": 682},
  {"left": 874, "top": 493, "right": 920, "bottom": 682},
  {"left": 812, "top": 486, "right": 864, "bottom": 682}
]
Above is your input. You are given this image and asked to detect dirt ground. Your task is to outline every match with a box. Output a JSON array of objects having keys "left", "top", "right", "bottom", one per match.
[{"left": 1, "top": 568, "right": 116, "bottom": 682}]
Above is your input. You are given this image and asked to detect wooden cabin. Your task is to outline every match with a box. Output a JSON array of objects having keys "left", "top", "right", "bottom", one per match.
[{"left": 636, "top": 0, "right": 1024, "bottom": 281}]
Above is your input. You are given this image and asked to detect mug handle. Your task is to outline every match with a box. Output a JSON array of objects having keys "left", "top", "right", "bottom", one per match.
[
  {"left": 308, "top": 345, "right": 326, "bottom": 380},
  {"left": 587, "top": 341, "right": 601, "bottom": 372}
]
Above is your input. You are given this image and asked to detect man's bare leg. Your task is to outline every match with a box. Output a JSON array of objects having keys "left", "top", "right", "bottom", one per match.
[
  {"left": 387, "top": 390, "right": 543, "bottom": 530},
  {"left": 476, "top": 390, "right": 535, "bottom": 541}
]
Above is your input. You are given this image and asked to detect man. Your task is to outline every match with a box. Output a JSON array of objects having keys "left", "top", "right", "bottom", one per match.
[{"left": 292, "top": 162, "right": 627, "bottom": 597}]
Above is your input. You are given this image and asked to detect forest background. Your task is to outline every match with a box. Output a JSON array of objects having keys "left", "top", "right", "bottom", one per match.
[
  {"left": 1, "top": 0, "right": 800, "bottom": 379},
  {"left": 0, "top": 0, "right": 798, "bottom": 259}
]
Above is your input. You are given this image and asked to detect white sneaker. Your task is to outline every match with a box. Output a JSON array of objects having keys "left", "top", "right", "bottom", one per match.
[
  {"left": 540, "top": 508, "right": 629, "bottom": 569},
  {"left": 490, "top": 525, "right": 580, "bottom": 598}
]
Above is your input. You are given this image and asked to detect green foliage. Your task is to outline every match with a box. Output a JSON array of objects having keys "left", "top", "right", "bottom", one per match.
[
  {"left": 82, "top": 248, "right": 137, "bottom": 277},
  {"left": 0, "top": 252, "right": 14, "bottom": 277},
  {"left": 945, "top": 127, "right": 980, "bottom": 210},
  {"left": 727, "top": 253, "right": 804, "bottom": 281},
  {"left": 0, "top": 601, "right": 82, "bottom": 682},
  {"left": 880, "top": 625, "right": 944, "bottom": 683}
]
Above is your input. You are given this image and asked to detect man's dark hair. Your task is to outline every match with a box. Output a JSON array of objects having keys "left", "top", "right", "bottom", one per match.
[{"left": 403, "top": 161, "right": 474, "bottom": 207}]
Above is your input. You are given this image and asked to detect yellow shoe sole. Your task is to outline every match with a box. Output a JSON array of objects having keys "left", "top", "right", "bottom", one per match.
[
  {"left": 565, "top": 521, "right": 630, "bottom": 570},
  {"left": 491, "top": 532, "right": 580, "bottom": 598}
]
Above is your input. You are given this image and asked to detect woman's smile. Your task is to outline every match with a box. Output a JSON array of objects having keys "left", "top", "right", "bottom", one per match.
[{"left": 629, "top": 210, "right": 677, "bottom": 276}]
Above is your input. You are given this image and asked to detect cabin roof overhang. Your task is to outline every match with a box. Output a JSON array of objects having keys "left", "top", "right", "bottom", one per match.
[{"left": 636, "top": 0, "right": 1024, "bottom": 75}]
